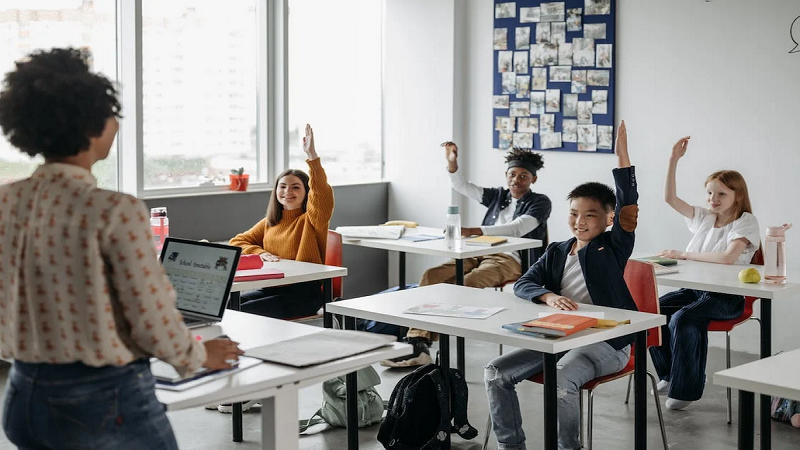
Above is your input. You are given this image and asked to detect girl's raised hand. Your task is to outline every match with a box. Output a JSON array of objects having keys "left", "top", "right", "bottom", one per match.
[
  {"left": 440, "top": 141, "right": 459, "bottom": 172},
  {"left": 302, "top": 124, "right": 318, "bottom": 160},
  {"left": 671, "top": 136, "right": 690, "bottom": 161}
]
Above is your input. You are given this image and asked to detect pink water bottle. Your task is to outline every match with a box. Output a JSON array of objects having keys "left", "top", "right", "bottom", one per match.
[
  {"left": 150, "top": 207, "right": 169, "bottom": 252},
  {"left": 764, "top": 223, "right": 792, "bottom": 285}
]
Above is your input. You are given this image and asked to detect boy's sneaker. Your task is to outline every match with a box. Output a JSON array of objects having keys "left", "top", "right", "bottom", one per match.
[
  {"left": 217, "top": 400, "right": 261, "bottom": 414},
  {"left": 380, "top": 337, "right": 433, "bottom": 368},
  {"left": 652, "top": 380, "right": 670, "bottom": 395},
  {"left": 665, "top": 398, "right": 693, "bottom": 410}
]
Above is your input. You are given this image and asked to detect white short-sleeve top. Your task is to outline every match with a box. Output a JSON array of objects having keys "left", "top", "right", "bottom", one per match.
[{"left": 685, "top": 206, "right": 761, "bottom": 265}]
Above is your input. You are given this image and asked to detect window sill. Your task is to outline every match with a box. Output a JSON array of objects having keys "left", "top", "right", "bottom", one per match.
[{"left": 140, "top": 180, "right": 387, "bottom": 200}]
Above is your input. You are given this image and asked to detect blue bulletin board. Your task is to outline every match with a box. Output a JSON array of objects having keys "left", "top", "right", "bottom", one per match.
[{"left": 493, "top": 0, "right": 615, "bottom": 153}]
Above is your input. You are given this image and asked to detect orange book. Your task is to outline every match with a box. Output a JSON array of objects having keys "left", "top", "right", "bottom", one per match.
[{"left": 520, "top": 314, "right": 599, "bottom": 337}]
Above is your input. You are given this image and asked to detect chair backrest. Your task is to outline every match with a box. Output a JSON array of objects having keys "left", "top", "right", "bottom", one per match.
[
  {"left": 326, "top": 230, "right": 343, "bottom": 299},
  {"left": 750, "top": 244, "right": 764, "bottom": 265},
  {"left": 623, "top": 260, "right": 661, "bottom": 348}
]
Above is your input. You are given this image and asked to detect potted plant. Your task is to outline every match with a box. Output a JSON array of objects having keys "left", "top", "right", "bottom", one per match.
[{"left": 229, "top": 167, "right": 249, "bottom": 191}]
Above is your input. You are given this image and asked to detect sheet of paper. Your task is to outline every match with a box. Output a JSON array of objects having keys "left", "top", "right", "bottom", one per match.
[{"left": 404, "top": 303, "right": 505, "bottom": 319}]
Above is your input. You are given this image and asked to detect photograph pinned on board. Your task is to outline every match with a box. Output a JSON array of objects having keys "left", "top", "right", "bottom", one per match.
[
  {"left": 513, "top": 132, "right": 534, "bottom": 149},
  {"left": 563, "top": 94, "right": 578, "bottom": 117},
  {"left": 549, "top": 66, "right": 571, "bottom": 82},
  {"left": 596, "top": 44, "right": 612, "bottom": 68},
  {"left": 531, "top": 67, "right": 548, "bottom": 90},
  {"left": 494, "top": 28, "right": 508, "bottom": 50},
  {"left": 597, "top": 125, "right": 614, "bottom": 149},
  {"left": 493, "top": 95, "right": 510, "bottom": 109},
  {"left": 496, "top": 2, "right": 516, "bottom": 19},
  {"left": 541, "top": 43, "right": 559, "bottom": 65},
  {"left": 591, "top": 90, "right": 608, "bottom": 114},
  {"left": 577, "top": 101, "right": 593, "bottom": 124},
  {"left": 516, "top": 27, "right": 531, "bottom": 50},
  {"left": 572, "top": 38, "right": 596, "bottom": 67},
  {"left": 540, "top": 113, "right": 555, "bottom": 133},
  {"left": 520, "top": 6, "right": 541, "bottom": 23},
  {"left": 577, "top": 124, "right": 598, "bottom": 151},
  {"left": 587, "top": 69, "right": 610, "bottom": 86},
  {"left": 530, "top": 92, "right": 546, "bottom": 114},
  {"left": 540, "top": 132, "right": 563, "bottom": 150},
  {"left": 495, "top": 116, "right": 515, "bottom": 132},
  {"left": 540, "top": 2, "right": 566, "bottom": 23},
  {"left": 502, "top": 72, "right": 517, "bottom": 94},
  {"left": 545, "top": 89, "right": 561, "bottom": 112},
  {"left": 571, "top": 70, "right": 587, "bottom": 93},
  {"left": 551, "top": 22, "right": 566, "bottom": 45},
  {"left": 516, "top": 75, "right": 531, "bottom": 98},
  {"left": 558, "top": 42, "right": 573, "bottom": 65},
  {"left": 510, "top": 101, "right": 531, "bottom": 117},
  {"left": 536, "top": 22, "right": 551, "bottom": 43},
  {"left": 514, "top": 51, "right": 529, "bottom": 73},
  {"left": 498, "top": 132, "right": 513, "bottom": 149},
  {"left": 585, "top": 0, "right": 611, "bottom": 16},
  {"left": 562, "top": 119, "right": 578, "bottom": 142},
  {"left": 584, "top": 23, "right": 606, "bottom": 40},
  {"left": 567, "top": 8, "right": 583, "bottom": 31},
  {"left": 498, "top": 51, "right": 513, "bottom": 72},
  {"left": 517, "top": 117, "right": 539, "bottom": 133},
  {"left": 530, "top": 44, "right": 545, "bottom": 67}
]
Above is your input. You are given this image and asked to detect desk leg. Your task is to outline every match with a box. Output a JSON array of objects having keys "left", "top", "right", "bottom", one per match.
[
  {"left": 229, "top": 291, "right": 241, "bottom": 311},
  {"left": 232, "top": 402, "right": 243, "bottom": 442},
  {"left": 521, "top": 248, "right": 531, "bottom": 271},
  {"left": 455, "top": 259, "right": 465, "bottom": 375},
  {"left": 760, "top": 298, "right": 772, "bottom": 450},
  {"left": 543, "top": 353, "right": 557, "bottom": 450},
  {"left": 739, "top": 390, "right": 755, "bottom": 450},
  {"left": 439, "top": 333, "right": 452, "bottom": 448},
  {"left": 323, "top": 278, "right": 333, "bottom": 328},
  {"left": 344, "top": 316, "right": 359, "bottom": 450},
  {"left": 398, "top": 252, "right": 406, "bottom": 290},
  {"left": 261, "top": 390, "right": 299, "bottom": 450},
  {"left": 634, "top": 331, "right": 647, "bottom": 450}
]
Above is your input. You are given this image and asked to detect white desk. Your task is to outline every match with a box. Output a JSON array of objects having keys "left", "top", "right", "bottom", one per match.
[
  {"left": 648, "top": 258, "right": 800, "bottom": 450},
  {"left": 342, "top": 226, "right": 542, "bottom": 373},
  {"left": 714, "top": 349, "right": 800, "bottom": 450},
  {"left": 157, "top": 311, "right": 410, "bottom": 450},
  {"left": 327, "top": 284, "right": 665, "bottom": 450}
]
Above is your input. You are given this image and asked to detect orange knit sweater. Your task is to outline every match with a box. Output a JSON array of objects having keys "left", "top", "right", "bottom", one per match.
[{"left": 229, "top": 158, "right": 334, "bottom": 264}]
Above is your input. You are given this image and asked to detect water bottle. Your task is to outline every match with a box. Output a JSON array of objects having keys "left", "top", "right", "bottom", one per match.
[
  {"left": 764, "top": 223, "right": 792, "bottom": 285},
  {"left": 445, "top": 205, "right": 461, "bottom": 251},
  {"left": 150, "top": 207, "right": 169, "bottom": 252}
]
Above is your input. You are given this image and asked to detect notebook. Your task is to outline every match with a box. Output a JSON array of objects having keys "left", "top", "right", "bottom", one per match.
[
  {"left": 465, "top": 236, "right": 508, "bottom": 246},
  {"left": 245, "top": 329, "right": 396, "bottom": 368},
  {"left": 634, "top": 256, "right": 678, "bottom": 266},
  {"left": 151, "top": 355, "right": 262, "bottom": 391},
  {"left": 159, "top": 238, "right": 241, "bottom": 328},
  {"left": 234, "top": 267, "right": 284, "bottom": 282}
]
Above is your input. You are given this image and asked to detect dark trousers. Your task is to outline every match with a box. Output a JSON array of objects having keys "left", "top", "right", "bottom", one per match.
[
  {"left": 649, "top": 288, "right": 745, "bottom": 401},
  {"left": 239, "top": 280, "right": 323, "bottom": 319}
]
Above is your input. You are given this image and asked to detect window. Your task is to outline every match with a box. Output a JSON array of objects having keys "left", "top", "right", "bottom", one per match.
[
  {"left": 141, "top": 1, "right": 259, "bottom": 190},
  {"left": 287, "top": 0, "right": 382, "bottom": 184},
  {"left": 0, "top": 0, "right": 117, "bottom": 188}
]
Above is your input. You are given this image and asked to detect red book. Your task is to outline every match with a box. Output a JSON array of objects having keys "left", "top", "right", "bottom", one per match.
[
  {"left": 234, "top": 268, "right": 284, "bottom": 282},
  {"left": 520, "top": 314, "right": 599, "bottom": 337},
  {"left": 236, "top": 254, "right": 264, "bottom": 270}
]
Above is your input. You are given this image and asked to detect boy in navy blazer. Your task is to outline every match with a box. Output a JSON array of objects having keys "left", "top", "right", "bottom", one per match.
[{"left": 484, "top": 121, "right": 638, "bottom": 450}]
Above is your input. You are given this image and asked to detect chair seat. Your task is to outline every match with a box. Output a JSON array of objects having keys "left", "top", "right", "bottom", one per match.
[
  {"left": 526, "top": 355, "right": 636, "bottom": 391},
  {"left": 707, "top": 298, "right": 756, "bottom": 332}
]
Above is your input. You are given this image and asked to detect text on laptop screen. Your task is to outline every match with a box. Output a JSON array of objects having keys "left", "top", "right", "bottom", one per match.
[{"left": 161, "top": 240, "right": 240, "bottom": 316}]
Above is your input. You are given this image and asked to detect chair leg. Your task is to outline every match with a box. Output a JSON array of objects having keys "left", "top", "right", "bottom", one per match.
[
  {"left": 482, "top": 416, "right": 492, "bottom": 450},
  {"left": 587, "top": 390, "right": 595, "bottom": 450},
  {"left": 726, "top": 331, "right": 732, "bottom": 424},
  {"left": 579, "top": 390, "right": 584, "bottom": 448},
  {"left": 647, "top": 370, "right": 669, "bottom": 450},
  {"left": 624, "top": 374, "right": 633, "bottom": 404}
]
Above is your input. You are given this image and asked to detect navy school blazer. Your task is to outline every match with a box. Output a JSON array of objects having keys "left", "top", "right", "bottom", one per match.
[{"left": 513, "top": 166, "right": 639, "bottom": 351}]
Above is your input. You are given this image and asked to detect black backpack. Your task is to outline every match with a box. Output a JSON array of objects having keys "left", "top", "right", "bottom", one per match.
[{"left": 377, "top": 364, "right": 477, "bottom": 449}]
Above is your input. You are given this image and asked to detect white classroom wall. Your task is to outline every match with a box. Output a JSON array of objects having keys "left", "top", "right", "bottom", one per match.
[{"left": 385, "top": 0, "right": 800, "bottom": 353}]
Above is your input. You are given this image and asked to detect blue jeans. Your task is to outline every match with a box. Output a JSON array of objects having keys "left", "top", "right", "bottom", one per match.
[
  {"left": 3, "top": 359, "right": 179, "bottom": 450},
  {"left": 649, "top": 288, "right": 745, "bottom": 401},
  {"left": 485, "top": 342, "right": 630, "bottom": 450}
]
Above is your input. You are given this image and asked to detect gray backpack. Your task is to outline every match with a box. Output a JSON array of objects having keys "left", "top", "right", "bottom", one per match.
[{"left": 299, "top": 365, "right": 384, "bottom": 432}]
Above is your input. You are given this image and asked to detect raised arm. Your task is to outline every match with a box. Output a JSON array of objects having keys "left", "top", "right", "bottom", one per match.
[
  {"left": 610, "top": 121, "right": 638, "bottom": 258},
  {"left": 665, "top": 137, "right": 694, "bottom": 219},
  {"left": 303, "top": 124, "right": 334, "bottom": 228},
  {"left": 616, "top": 120, "right": 630, "bottom": 168}
]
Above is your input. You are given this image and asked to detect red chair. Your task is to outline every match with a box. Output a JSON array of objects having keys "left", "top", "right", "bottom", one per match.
[{"left": 288, "top": 230, "right": 344, "bottom": 323}]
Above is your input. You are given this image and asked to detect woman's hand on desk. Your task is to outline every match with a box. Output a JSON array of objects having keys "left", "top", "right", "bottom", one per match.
[
  {"left": 203, "top": 338, "right": 245, "bottom": 370},
  {"left": 260, "top": 252, "right": 280, "bottom": 262},
  {"left": 461, "top": 227, "right": 483, "bottom": 237},
  {"left": 540, "top": 293, "right": 579, "bottom": 311},
  {"left": 658, "top": 249, "right": 686, "bottom": 260}
]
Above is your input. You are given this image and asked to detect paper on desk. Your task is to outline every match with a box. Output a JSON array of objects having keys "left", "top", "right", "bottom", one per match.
[
  {"left": 538, "top": 311, "right": 605, "bottom": 319},
  {"left": 404, "top": 303, "right": 505, "bottom": 319},
  {"left": 335, "top": 226, "right": 404, "bottom": 239},
  {"left": 245, "top": 330, "right": 396, "bottom": 368}
]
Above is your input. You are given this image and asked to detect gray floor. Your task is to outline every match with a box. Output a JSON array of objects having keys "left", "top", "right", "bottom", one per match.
[{"left": 0, "top": 331, "right": 797, "bottom": 450}]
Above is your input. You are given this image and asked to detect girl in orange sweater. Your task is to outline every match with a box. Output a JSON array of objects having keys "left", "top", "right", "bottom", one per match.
[{"left": 229, "top": 124, "right": 334, "bottom": 318}]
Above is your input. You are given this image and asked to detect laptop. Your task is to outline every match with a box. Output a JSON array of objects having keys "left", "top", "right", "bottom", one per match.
[{"left": 159, "top": 237, "right": 242, "bottom": 328}]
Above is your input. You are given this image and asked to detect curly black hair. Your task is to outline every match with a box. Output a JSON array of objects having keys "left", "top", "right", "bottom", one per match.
[
  {"left": 567, "top": 182, "right": 615, "bottom": 212},
  {"left": 0, "top": 47, "right": 121, "bottom": 159},
  {"left": 504, "top": 147, "right": 544, "bottom": 173}
]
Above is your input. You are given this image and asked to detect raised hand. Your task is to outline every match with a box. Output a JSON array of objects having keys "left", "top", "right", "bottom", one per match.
[
  {"left": 615, "top": 120, "right": 630, "bottom": 168},
  {"left": 440, "top": 141, "right": 459, "bottom": 173},
  {"left": 302, "top": 124, "right": 318, "bottom": 160},
  {"left": 671, "top": 136, "right": 690, "bottom": 161}
]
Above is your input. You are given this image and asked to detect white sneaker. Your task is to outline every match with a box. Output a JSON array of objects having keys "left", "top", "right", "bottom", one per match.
[
  {"left": 665, "top": 398, "right": 693, "bottom": 410},
  {"left": 652, "top": 380, "right": 670, "bottom": 395},
  {"left": 217, "top": 400, "right": 261, "bottom": 414}
]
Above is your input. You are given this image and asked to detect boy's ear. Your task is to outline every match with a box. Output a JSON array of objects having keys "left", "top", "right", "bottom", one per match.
[
  {"left": 606, "top": 211, "right": 614, "bottom": 227},
  {"left": 531, "top": 175, "right": 538, "bottom": 185}
]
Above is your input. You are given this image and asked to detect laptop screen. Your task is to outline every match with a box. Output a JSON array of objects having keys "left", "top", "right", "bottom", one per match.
[{"left": 159, "top": 238, "right": 242, "bottom": 319}]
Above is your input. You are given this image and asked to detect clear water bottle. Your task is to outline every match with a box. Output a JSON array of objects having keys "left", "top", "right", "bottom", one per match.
[
  {"left": 445, "top": 205, "right": 461, "bottom": 251},
  {"left": 764, "top": 223, "right": 791, "bottom": 285},
  {"left": 150, "top": 207, "right": 169, "bottom": 252}
]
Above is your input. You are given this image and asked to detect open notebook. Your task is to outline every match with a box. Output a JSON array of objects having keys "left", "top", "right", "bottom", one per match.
[{"left": 245, "top": 329, "right": 396, "bottom": 367}]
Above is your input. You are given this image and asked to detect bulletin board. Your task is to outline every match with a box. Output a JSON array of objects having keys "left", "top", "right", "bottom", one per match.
[{"left": 492, "top": 0, "right": 615, "bottom": 154}]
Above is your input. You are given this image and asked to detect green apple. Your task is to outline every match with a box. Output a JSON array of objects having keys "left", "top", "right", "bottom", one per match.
[{"left": 738, "top": 268, "right": 761, "bottom": 283}]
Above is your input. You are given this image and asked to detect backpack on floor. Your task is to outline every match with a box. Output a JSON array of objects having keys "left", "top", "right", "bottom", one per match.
[
  {"left": 299, "top": 365, "right": 385, "bottom": 432},
  {"left": 377, "top": 363, "right": 477, "bottom": 450}
]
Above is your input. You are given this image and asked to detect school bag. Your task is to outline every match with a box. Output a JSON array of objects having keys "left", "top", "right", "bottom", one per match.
[
  {"left": 377, "top": 363, "right": 477, "bottom": 449},
  {"left": 298, "top": 365, "right": 384, "bottom": 432}
]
